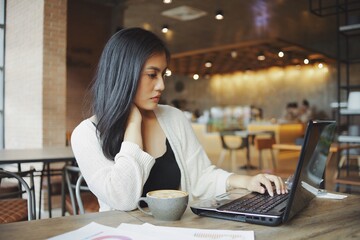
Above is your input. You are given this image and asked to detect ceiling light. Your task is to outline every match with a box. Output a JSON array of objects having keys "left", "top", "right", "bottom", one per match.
[
  {"left": 162, "top": 6, "right": 207, "bottom": 21},
  {"left": 278, "top": 51, "right": 284, "bottom": 58},
  {"left": 163, "top": 0, "right": 172, "bottom": 3},
  {"left": 304, "top": 58, "right": 309, "bottom": 64},
  {"left": 162, "top": 25, "right": 169, "bottom": 33},
  {"left": 204, "top": 61, "right": 212, "bottom": 68},
  {"left": 165, "top": 69, "right": 172, "bottom": 76},
  {"left": 257, "top": 52, "right": 265, "bottom": 61},
  {"left": 231, "top": 51, "right": 238, "bottom": 58},
  {"left": 318, "top": 63, "right": 323, "bottom": 68},
  {"left": 193, "top": 74, "right": 199, "bottom": 80},
  {"left": 215, "top": 10, "right": 224, "bottom": 20}
]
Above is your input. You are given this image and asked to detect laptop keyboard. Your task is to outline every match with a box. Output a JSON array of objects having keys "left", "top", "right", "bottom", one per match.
[{"left": 218, "top": 192, "right": 289, "bottom": 213}]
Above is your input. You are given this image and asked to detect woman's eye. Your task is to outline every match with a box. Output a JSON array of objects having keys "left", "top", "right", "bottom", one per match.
[{"left": 148, "top": 73, "right": 157, "bottom": 79}]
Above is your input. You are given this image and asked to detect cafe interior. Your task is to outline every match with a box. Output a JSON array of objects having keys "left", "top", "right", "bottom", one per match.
[{"left": 0, "top": 0, "right": 360, "bottom": 238}]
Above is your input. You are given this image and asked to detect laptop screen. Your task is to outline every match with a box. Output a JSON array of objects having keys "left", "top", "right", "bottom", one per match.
[{"left": 283, "top": 120, "right": 336, "bottom": 222}]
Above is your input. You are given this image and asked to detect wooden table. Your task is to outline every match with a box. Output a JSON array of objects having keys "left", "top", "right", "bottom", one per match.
[
  {"left": 0, "top": 190, "right": 359, "bottom": 240},
  {"left": 0, "top": 147, "right": 76, "bottom": 218},
  {"left": 0, "top": 147, "right": 75, "bottom": 164}
]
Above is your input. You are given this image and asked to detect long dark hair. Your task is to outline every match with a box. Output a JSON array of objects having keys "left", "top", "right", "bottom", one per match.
[{"left": 91, "top": 27, "right": 170, "bottom": 160}]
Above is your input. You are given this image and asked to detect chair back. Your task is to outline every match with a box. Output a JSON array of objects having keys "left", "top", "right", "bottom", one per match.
[
  {"left": 0, "top": 168, "right": 36, "bottom": 223},
  {"left": 61, "top": 165, "right": 98, "bottom": 215},
  {"left": 219, "top": 131, "right": 247, "bottom": 150},
  {"left": 342, "top": 125, "right": 360, "bottom": 155},
  {"left": 76, "top": 174, "right": 91, "bottom": 215},
  {"left": 255, "top": 137, "right": 276, "bottom": 150}
]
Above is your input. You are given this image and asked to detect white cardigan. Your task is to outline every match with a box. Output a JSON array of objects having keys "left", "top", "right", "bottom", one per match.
[{"left": 71, "top": 105, "right": 232, "bottom": 211}]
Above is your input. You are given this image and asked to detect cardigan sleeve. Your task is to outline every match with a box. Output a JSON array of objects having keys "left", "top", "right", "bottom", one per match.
[
  {"left": 71, "top": 119, "right": 155, "bottom": 211},
  {"left": 156, "top": 106, "right": 233, "bottom": 200},
  {"left": 180, "top": 118, "right": 233, "bottom": 199}
]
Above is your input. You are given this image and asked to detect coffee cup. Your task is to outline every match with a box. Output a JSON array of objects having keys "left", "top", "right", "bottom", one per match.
[{"left": 137, "top": 189, "right": 189, "bottom": 221}]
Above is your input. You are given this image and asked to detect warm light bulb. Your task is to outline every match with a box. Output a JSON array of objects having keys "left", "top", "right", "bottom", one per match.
[
  {"left": 163, "top": 0, "right": 172, "bottom": 3},
  {"left": 205, "top": 61, "right": 212, "bottom": 68},
  {"left": 162, "top": 25, "right": 169, "bottom": 33},
  {"left": 193, "top": 74, "right": 199, "bottom": 80},
  {"left": 215, "top": 10, "right": 224, "bottom": 20},
  {"left": 278, "top": 51, "right": 284, "bottom": 58},
  {"left": 257, "top": 54, "right": 265, "bottom": 61},
  {"left": 231, "top": 51, "right": 237, "bottom": 58},
  {"left": 165, "top": 69, "right": 172, "bottom": 76},
  {"left": 304, "top": 58, "right": 309, "bottom": 64},
  {"left": 318, "top": 63, "right": 323, "bottom": 69}
]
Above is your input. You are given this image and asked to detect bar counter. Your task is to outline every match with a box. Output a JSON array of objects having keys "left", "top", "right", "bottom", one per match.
[{"left": 247, "top": 122, "right": 305, "bottom": 144}]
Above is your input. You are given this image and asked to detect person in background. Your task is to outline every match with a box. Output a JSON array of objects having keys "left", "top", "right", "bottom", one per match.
[
  {"left": 71, "top": 27, "right": 287, "bottom": 212},
  {"left": 281, "top": 102, "right": 298, "bottom": 122},
  {"left": 298, "top": 99, "right": 312, "bottom": 124}
]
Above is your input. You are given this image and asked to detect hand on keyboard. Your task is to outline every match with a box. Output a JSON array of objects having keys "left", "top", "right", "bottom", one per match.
[
  {"left": 226, "top": 173, "right": 288, "bottom": 197},
  {"left": 247, "top": 174, "right": 288, "bottom": 197}
]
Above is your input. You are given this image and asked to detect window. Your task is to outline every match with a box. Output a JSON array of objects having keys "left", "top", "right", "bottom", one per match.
[{"left": 0, "top": 0, "right": 5, "bottom": 148}]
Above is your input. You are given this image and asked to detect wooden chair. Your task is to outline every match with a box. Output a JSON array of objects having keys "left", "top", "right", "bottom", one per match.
[
  {"left": 335, "top": 147, "right": 360, "bottom": 192},
  {"left": 0, "top": 168, "right": 36, "bottom": 223},
  {"left": 334, "top": 125, "right": 360, "bottom": 193},
  {"left": 338, "top": 149, "right": 360, "bottom": 176},
  {"left": 217, "top": 131, "right": 247, "bottom": 171},
  {"left": 61, "top": 165, "right": 99, "bottom": 215},
  {"left": 254, "top": 136, "right": 276, "bottom": 170}
]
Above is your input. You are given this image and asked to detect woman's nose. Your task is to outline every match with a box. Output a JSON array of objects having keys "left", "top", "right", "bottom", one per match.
[{"left": 155, "top": 77, "right": 165, "bottom": 91}]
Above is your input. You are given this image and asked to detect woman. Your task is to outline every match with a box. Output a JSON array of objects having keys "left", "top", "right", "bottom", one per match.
[{"left": 71, "top": 27, "right": 287, "bottom": 212}]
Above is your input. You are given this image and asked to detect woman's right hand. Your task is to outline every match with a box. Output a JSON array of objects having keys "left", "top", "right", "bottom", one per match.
[
  {"left": 124, "top": 105, "right": 143, "bottom": 148},
  {"left": 128, "top": 104, "right": 142, "bottom": 125}
]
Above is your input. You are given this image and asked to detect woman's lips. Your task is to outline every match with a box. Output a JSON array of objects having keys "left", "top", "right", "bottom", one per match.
[{"left": 151, "top": 95, "right": 161, "bottom": 102}]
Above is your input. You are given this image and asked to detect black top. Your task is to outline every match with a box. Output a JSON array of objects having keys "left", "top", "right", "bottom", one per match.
[{"left": 141, "top": 139, "right": 181, "bottom": 197}]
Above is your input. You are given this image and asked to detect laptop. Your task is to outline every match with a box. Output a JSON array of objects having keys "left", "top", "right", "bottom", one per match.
[{"left": 190, "top": 120, "right": 337, "bottom": 226}]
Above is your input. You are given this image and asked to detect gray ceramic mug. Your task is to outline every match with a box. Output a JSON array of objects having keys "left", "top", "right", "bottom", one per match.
[{"left": 137, "top": 189, "right": 189, "bottom": 221}]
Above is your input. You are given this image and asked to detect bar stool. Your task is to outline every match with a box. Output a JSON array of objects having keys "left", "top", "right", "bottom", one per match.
[
  {"left": 217, "top": 131, "right": 247, "bottom": 171},
  {"left": 254, "top": 136, "right": 276, "bottom": 170}
]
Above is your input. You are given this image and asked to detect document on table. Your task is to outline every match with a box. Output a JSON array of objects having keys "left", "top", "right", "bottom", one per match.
[{"left": 48, "top": 222, "right": 254, "bottom": 240}]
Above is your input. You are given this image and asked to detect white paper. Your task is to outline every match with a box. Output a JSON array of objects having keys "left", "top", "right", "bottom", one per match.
[
  {"left": 47, "top": 222, "right": 115, "bottom": 240},
  {"left": 117, "top": 223, "right": 185, "bottom": 240},
  {"left": 118, "top": 223, "right": 255, "bottom": 240},
  {"left": 48, "top": 222, "right": 159, "bottom": 240},
  {"left": 48, "top": 222, "right": 254, "bottom": 240},
  {"left": 83, "top": 228, "right": 159, "bottom": 240}
]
